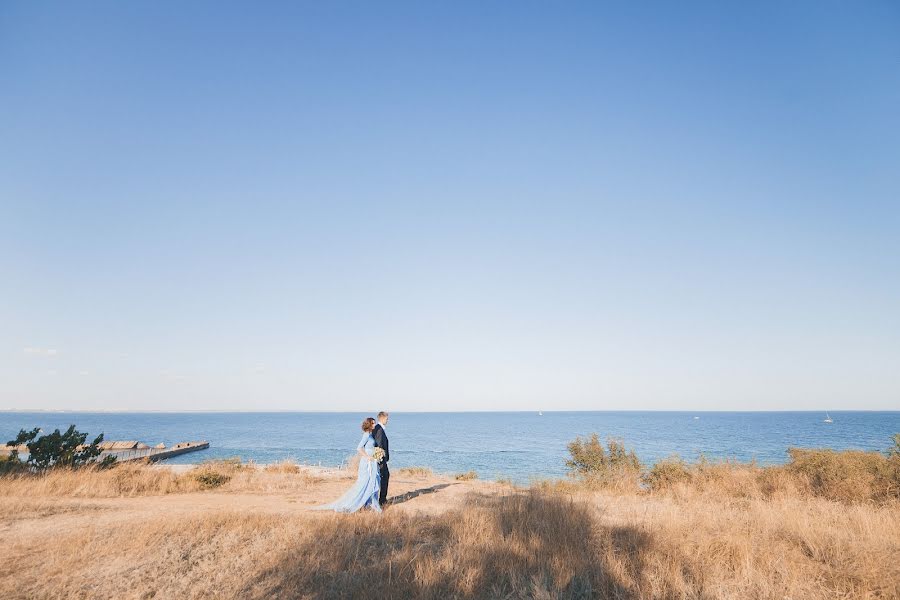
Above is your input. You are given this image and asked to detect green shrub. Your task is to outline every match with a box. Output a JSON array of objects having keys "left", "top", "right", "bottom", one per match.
[
  {"left": 193, "top": 470, "right": 231, "bottom": 489},
  {"left": 7, "top": 426, "right": 113, "bottom": 472},
  {"left": 565, "top": 434, "right": 641, "bottom": 481},
  {"left": 189, "top": 459, "right": 244, "bottom": 489}
]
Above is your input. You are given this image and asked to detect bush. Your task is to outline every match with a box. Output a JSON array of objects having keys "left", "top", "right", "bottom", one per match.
[
  {"left": 786, "top": 447, "right": 899, "bottom": 503},
  {"left": 566, "top": 434, "right": 641, "bottom": 481},
  {"left": 7, "top": 426, "right": 114, "bottom": 472},
  {"left": 193, "top": 470, "right": 231, "bottom": 489},
  {"left": 397, "top": 466, "right": 433, "bottom": 478},
  {"left": 0, "top": 450, "right": 25, "bottom": 476},
  {"left": 263, "top": 461, "right": 301, "bottom": 474},
  {"left": 454, "top": 471, "right": 478, "bottom": 481},
  {"left": 645, "top": 455, "right": 693, "bottom": 491},
  {"left": 190, "top": 459, "right": 245, "bottom": 489}
]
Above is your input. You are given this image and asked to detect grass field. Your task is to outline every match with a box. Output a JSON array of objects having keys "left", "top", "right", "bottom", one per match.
[{"left": 1, "top": 444, "right": 899, "bottom": 599}]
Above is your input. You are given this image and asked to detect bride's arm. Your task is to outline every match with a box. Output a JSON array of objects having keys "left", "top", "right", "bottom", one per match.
[{"left": 357, "top": 434, "right": 372, "bottom": 461}]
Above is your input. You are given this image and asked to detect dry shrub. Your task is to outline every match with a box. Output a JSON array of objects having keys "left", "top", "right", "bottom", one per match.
[
  {"left": 642, "top": 439, "right": 900, "bottom": 506},
  {"left": 754, "top": 463, "right": 807, "bottom": 499},
  {"left": 189, "top": 459, "right": 247, "bottom": 489},
  {"left": 263, "top": 461, "right": 301, "bottom": 474},
  {"left": 187, "top": 459, "right": 328, "bottom": 493},
  {"left": 532, "top": 478, "right": 582, "bottom": 494},
  {"left": 454, "top": 470, "right": 478, "bottom": 481},
  {"left": 645, "top": 455, "right": 693, "bottom": 491},
  {"left": 193, "top": 469, "right": 231, "bottom": 489},
  {"left": 785, "top": 447, "right": 900, "bottom": 503},
  {"left": 397, "top": 466, "right": 433, "bottom": 478},
  {"left": 644, "top": 458, "right": 779, "bottom": 500}
]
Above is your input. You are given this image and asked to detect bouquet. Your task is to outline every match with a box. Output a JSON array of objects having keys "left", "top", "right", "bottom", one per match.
[{"left": 373, "top": 447, "right": 385, "bottom": 464}]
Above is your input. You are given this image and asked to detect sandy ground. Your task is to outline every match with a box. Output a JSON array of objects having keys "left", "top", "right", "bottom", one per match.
[
  {"left": 0, "top": 465, "right": 505, "bottom": 544},
  {"left": 148, "top": 462, "right": 501, "bottom": 516}
]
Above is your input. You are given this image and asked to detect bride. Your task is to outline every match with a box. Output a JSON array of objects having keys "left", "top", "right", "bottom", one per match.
[{"left": 316, "top": 417, "right": 382, "bottom": 513}]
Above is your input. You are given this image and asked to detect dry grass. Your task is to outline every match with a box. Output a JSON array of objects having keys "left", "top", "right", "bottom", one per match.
[
  {"left": 0, "top": 459, "right": 322, "bottom": 498},
  {"left": 644, "top": 449, "right": 900, "bottom": 505},
  {"left": 1, "top": 450, "right": 899, "bottom": 599},
  {"left": 2, "top": 484, "right": 898, "bottom": 599},
  {"left": 397, "top": 466, "right": 434, "bottom": 478},
  {"left": 785, "top": 447, "right": 900, "bottom": 503},
  {"left": 263, "top": 460, "right": 302, "bottom": 474}
]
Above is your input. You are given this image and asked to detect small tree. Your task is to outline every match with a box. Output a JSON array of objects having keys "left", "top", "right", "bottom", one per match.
[
  {"left": 566, "top": 433, "right": 641, "bottom": 479},
  {"left": 8, "top": 425, "right": 113, "bottom": 471}
]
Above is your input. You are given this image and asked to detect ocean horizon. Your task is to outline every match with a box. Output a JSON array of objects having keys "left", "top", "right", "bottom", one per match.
[{"left": 4, "top": 410, "right": 898, "bottom": 483}]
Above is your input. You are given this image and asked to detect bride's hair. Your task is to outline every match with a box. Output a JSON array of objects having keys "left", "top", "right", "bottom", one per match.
[{"left": 361, "top": 417, "right": 376, "bottom": 433}]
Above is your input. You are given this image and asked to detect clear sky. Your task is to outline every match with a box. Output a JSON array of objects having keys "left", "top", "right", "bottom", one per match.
[{"left": 2, "top": 2, "right": 898, "bottom": 412}]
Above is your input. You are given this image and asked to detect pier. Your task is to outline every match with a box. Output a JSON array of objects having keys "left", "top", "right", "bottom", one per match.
[
  {"left": 6, "top": 441, "right": 210, "bottom": 464},
  {"left": 98, "top": 441, "right": 210, "bottom": 463}
]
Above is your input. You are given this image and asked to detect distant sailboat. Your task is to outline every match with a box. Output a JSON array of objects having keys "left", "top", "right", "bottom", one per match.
[
  {"left": 538, "top": 411, "right": 543, "bottom": 416},
  {"left": 824, "top": 412, "right": 833, "bottom": 423}
]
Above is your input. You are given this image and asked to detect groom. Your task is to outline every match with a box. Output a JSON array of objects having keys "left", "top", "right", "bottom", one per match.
[{"left": 373, "top": 411, "right": 390, "bottom": 507}]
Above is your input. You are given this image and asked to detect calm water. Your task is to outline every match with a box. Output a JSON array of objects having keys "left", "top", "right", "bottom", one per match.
[{"left": 2, "top": 411, "right": 898, "bottom": 483}]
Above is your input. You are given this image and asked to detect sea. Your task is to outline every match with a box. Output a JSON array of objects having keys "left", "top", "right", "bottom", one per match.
[{"left": 2, "top": 411, "right": 898, "bottom": 483}]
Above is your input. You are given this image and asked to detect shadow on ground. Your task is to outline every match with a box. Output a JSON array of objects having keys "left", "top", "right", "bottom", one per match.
[
  {"left": 241, "top": 490, "right": 659, "bottom": 599},
  {"left": 388, "top": 483, "right": 455, "bottom": 506}
]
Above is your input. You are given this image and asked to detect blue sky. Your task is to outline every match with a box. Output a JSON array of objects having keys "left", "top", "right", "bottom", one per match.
[{"left": 2, "top": 2, "right": 898, "bottom": 411}]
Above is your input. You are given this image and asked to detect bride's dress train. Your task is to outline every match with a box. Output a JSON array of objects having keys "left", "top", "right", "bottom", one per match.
[{"left": 315, "top": 433, "right": 381, "bottom": 513}]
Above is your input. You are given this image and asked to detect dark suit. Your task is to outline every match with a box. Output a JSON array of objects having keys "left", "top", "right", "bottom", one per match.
[{"left": 373, "top": 423, "right": 389, "bottom": 505}]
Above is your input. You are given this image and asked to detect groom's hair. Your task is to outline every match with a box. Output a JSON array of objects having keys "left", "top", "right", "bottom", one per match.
[{"left": 377, "top": 411, "right": 389, "bottom": 420}]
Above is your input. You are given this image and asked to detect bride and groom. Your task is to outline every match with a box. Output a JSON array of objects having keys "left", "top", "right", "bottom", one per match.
[{"left": 317, "top": 411, "right": 390, "bottom": 513}]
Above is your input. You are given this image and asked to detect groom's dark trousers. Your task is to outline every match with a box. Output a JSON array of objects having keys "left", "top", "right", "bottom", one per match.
[{"left": 373, "top": 423, "right": 390, "bottom": 505}]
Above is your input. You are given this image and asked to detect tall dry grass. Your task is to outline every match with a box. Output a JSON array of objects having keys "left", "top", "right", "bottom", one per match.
[
  {"left": 0, "top": 459, "right": 322, "bottom": 498},
  {"left": 397, "top": 466, "right": 434, "bottom": 478},
  {"left": 2, "top": 486, "right": 897, "bottom": 599},
  {"left": 562, "top": 435, "right": 900, "bottom": 506},
  {"left": 644, "top": 448, "right": 900, "bottom": 505}
]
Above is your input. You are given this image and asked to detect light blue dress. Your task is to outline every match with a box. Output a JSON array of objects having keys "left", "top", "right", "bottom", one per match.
[{"left": 316, "top": 433, "right": 382, "bottom": 513}]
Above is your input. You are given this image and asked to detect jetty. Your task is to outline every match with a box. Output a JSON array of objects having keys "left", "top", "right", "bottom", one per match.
[
  {"left": 6, "top": 440, "right": 210, "bottom": 463},
  {"left": 97, "top": 441, "right": 210, "bottom": 463}
]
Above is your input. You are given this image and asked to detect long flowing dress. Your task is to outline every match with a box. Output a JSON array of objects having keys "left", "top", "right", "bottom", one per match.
[{"left": 315, "top": 433, "right": 382, "bottom": 513}]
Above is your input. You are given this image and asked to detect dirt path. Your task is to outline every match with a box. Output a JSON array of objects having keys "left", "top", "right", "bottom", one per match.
[{"left": 0, "top": 474, "right": 500, "bottom": 542}]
